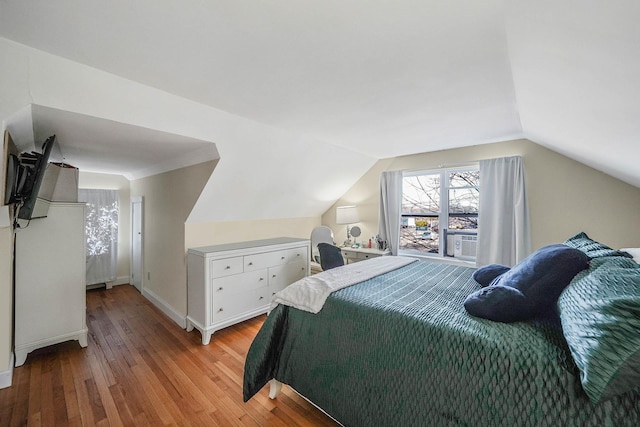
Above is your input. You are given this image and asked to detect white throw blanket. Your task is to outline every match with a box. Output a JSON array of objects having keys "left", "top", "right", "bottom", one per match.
[{"left": 271, "top": 256, "right": 417, "bottom": 313}]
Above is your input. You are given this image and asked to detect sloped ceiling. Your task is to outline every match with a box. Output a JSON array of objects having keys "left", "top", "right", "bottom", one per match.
[
  {"left": 4, "top": 104, "right": 219, "bottom": 180},
  {"left": 0, "top": 0, "right": 638, "bottom": 187},
  {"left": 506, "top": 0, "right": 640, "bottom": 187}
]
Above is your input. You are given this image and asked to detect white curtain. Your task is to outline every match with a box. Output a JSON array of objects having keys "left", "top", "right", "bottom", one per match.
[
  {"left": 78, "top": 189, "right": 119, "bottom": 285},
  {"left": 378, "top": 170, "right": 403, "bottom": 255},
  {"left": 476, "top": 156, "right": 531, "bottom": 267}
]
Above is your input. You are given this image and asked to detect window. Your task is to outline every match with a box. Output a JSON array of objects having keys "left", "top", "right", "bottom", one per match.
[
  {"left": 78, "top": 189, "right": 119, "bottom": 285},
  {"left": 400, "top": 167, "right": 479, "bottom": 260}
]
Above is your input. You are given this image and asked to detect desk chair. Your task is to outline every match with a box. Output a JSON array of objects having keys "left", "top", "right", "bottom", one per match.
[
  {"left": 310, "top": 226, "right": 335, "bottom": 273},
  {"left": 317, "top": 242, "right": 345, "bottom": 271}
]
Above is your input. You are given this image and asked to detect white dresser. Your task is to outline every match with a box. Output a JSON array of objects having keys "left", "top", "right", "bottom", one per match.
[
  {"left": 186, "top": 237, "right": 309, "bottom": 345},
  {"left": 14, "top": 201, "right": 88, "bottom": 366}
]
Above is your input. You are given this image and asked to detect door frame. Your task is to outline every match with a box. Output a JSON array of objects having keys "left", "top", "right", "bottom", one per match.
[{"left": 130, "top": 196, "right": 144, "bottom": 293}]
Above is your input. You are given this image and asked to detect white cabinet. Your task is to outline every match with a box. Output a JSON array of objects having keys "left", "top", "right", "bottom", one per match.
[
  {"left": 187, "top": 237, "right": 309, "bottom": 345},
  {"left": 14, "top": 201, "right": 88, "bottom": 366}
]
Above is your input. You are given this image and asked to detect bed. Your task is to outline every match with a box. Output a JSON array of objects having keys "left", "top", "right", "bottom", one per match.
[{"left": 243, "top": 241, "right": 640, "bottom": 426}]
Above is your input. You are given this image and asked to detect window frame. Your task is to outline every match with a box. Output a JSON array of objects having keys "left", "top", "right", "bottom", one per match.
[{"left": 399, "top": 165, "right": 479, "bottom": 260}]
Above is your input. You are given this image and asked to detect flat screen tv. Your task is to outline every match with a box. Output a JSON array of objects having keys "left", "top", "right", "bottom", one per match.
[{"left": 5, "top": 135, "right": 57, "bottom": 220}]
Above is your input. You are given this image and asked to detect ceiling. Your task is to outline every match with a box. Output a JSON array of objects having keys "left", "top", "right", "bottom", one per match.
[
  {"left": 5, "top": 105, "right": 219, "bottom": 180},
  {"left": 0, "top": 1, "right": 638, "bottom": 187}
]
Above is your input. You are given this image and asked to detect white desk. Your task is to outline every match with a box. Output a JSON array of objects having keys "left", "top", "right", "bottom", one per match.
[{"left": 341, "top": 246, "right": 390, "bottom": 263}]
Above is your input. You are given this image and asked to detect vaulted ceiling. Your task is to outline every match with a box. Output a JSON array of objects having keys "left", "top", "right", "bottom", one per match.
[{"left": 0, "top": 0, "right": 638, "bottom": 187}]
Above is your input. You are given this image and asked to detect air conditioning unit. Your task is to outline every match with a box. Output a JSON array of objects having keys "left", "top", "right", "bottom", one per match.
[{"left": 454, "top": 235, "right": 478, "bottom": 259}]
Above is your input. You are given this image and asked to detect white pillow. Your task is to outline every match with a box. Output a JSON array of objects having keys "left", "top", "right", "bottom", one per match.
[{"left": 620, "top": 247, "right": 640, "bottom": 264}]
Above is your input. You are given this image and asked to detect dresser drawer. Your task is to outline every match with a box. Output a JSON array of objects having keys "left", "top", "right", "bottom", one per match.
[
  {"left": 245, "top": 247, "right": 308, "bottom": 271},
  {"left": 281, "top": 247, "right": 308, "bottom": 265},
  {"left": 245, "top": 251, "right": 277, "bottom": 271},
  {"left": 268, "top": 260, "right": 307, "bottom": 291},
  {"left": 212, "top": 288, "right": 269, "bottom": 323},
  {"left": 211, "top": 257, "right": 244, "bottom": 278},
  {"left": 212, "top": 269, "right": 267, "bottom": 296}
]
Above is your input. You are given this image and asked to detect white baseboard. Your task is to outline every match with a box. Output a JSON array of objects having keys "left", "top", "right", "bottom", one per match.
[
  {"left": 105, "top": 276, "right": 130, "bottom": 289},
  {"left": 142, "top": 287, "right": 187, "bottom": 329},
  {"left": 0, "top": 352, "right": 14, "bottom": 389},
  {"left": 113, "top": 276, "right": 130, "bottom": 286},
  {"left": 88, "top": 276, "right": 130, "bottom": 290}
]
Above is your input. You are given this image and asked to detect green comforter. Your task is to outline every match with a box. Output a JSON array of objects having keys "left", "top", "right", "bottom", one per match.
[{"left": 243, "top": 260, "right": 640, "bottom": 426}]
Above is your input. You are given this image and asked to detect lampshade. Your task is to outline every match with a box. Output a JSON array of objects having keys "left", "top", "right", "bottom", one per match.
[{"left": 336, "top": 205, "right": 360, "bottom": 224}]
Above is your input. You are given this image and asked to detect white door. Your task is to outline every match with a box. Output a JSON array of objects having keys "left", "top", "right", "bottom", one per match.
[{"left": 131, "top": 196, "right": 143, "bottom": 292}]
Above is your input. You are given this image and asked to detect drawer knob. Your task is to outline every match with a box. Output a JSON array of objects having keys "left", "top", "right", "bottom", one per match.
[
  {"left": 272, "top": 274, "right": 277, "bottom": 278},
  {"left": 281, "top": 256, "right": 285, "bottom": 260},
  {"left": 259, "top": 296, "right": 264, "bottom": 300},
  {"left": 225, "top": 265, "right": 231, "bottom": 270},
  {"left": 218, "top": 308, "right": 224, "bottom": 312},
  {"left": 217, "top": 287, "right": 223, "bottom": 291},
  {"left": 259, "top": 277, "right": 264, "bottom": 281},
  {"left": 248, "top": 262, "right": 253, "bottom": 266},
  {"left": 297, "top": 253, "right": 300, "bottom": 257}
]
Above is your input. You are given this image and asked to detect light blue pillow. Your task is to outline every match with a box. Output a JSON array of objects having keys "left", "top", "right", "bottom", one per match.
[{"left": 558, "top": 256, "right": 640, "bottom": 403}]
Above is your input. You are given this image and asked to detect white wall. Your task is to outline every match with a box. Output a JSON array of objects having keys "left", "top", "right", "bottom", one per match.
[{"left": 130, "top": 161, "right": 216, "bottom": 323}]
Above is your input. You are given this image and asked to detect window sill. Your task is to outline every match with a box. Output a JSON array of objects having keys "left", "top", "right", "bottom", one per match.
[{"left": 399, "top": 252, "right": 476, "bottom": 268}]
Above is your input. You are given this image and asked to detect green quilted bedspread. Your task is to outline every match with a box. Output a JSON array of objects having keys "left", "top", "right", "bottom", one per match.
[{"left": 243, "top": 260, "right": 640, "bottom": 426}]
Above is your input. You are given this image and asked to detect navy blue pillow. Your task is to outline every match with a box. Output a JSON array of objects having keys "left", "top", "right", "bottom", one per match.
[
  {"left": 472, "top": 264, "right": 510, "bottom": 288},
  {"left": 465, "top": 244, "right": 590, "bottom": 322},
  {"left": 317, "top": 243, "right": 345, "bottom": 271},
  {"left": 464, "top": 285, "right": 530, "bottom": 323}
]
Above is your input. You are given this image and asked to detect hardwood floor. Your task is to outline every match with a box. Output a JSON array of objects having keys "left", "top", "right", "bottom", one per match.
[{"left": 0, "top": 285, "right": 338, "bottom": 426}]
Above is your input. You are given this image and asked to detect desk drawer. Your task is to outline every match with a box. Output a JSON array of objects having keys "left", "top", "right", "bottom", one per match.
[
  {"left": 342, "top": 249, "right": 358, "bottom": 260},
  {"left": 357, "top": 252, "right": 377, "bottom": 260}
]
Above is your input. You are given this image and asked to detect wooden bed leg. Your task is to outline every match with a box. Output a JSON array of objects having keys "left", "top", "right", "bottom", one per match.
[{"left": 269, "top": 379, "right": 282, "bottom": 399}]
